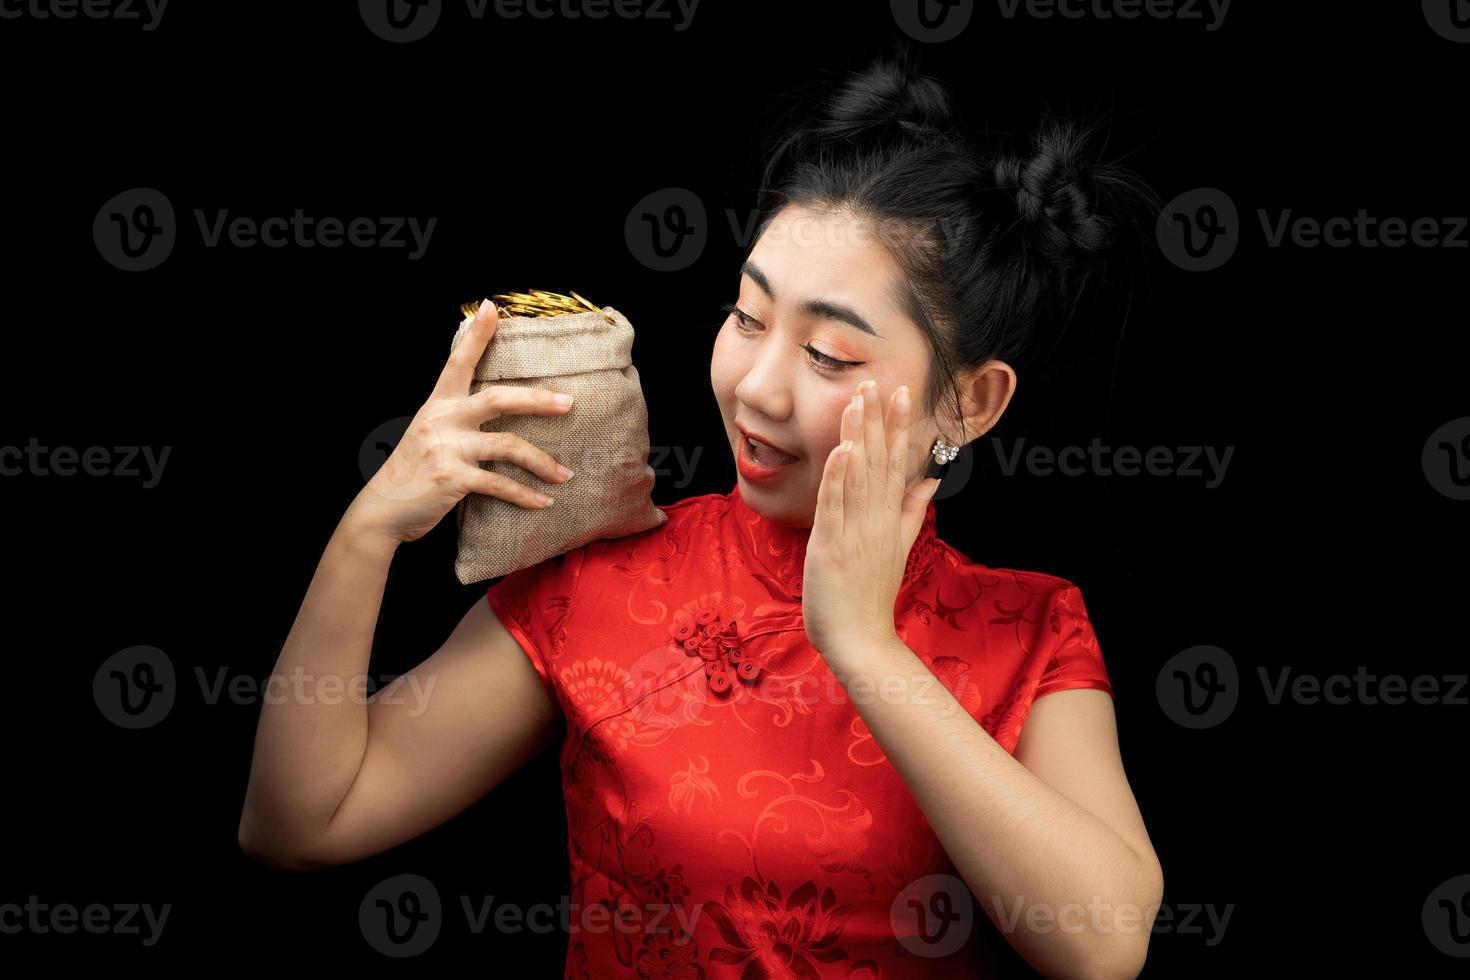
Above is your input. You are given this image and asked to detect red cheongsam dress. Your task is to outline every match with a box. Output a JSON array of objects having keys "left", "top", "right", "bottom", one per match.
[{"left": 486, "top": 483, "right": 1113, "bottom": 979}]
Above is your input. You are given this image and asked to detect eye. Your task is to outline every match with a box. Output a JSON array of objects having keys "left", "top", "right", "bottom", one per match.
[
  {"left": 719, "top": 301, "right": 866, "bottom": 372},
  {"left": 720, "top": 302, "right": 760, "bottom": 332}
]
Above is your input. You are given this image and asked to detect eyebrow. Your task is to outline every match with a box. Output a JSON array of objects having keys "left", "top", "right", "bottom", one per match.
[{"left": 741, "top": 261, "right": 883, "bottom": 339}]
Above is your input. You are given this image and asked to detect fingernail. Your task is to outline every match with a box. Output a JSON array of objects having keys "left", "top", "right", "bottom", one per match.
[
  {"left": 556, "top": 464, "right": 574, "bottom": 480},
  {"left": 895, "top": 385, "right": 910, "bottom": 413},
  {"left": 838, "top": 439, "right": 853, "bottom": 454},
  {"left": 537, "top": 493, "right": 554, "bottom": 507},
  {"left": 851, "top": 394, "right": 862, "bottom": 412},
  {"left": 862, "top": 380, "right": 877, "bottom": 403},
  {"left": 477, "top": 298, "right": 494, "bottom": 318},
  {"left": 553, "top": 392, "right": 574, "bottom": 408}
]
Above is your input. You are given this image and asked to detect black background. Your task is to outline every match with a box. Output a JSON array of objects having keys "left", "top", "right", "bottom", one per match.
[{"left": 3, "top": 1, "right": 1467, "bottom": 975}]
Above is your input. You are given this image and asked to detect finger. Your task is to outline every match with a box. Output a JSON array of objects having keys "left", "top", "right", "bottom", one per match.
[
  {"left": 472, "top": 431, "right": 573, "bottom": 485},
  {"left": 463, "top": 383, "right": 575, "bottom": 421},
  {"left": 900, "top": 477, "right": 941, "bottom": 551},
  {"left": 463, "top": 465, "right": 554, "bottom": 510},
  {"left": 887, "top": 385, "right": 912, "bottom": 516},
  {"left": 842, "top": 393, "right": 867, "bottom": 521},
  {"left": 813, "top": 438, "right": 852, "bottom": 544},
  {"left": 860, "top": 379, "right": 886, "bottom": 491},
  {"left": 436, "top": 299, "right": 498, "bottom": 399}
]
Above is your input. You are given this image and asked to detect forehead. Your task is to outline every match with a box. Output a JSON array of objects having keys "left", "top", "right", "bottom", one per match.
[{"left": 747, "top": 205, "right": 907, "bottom": 311}]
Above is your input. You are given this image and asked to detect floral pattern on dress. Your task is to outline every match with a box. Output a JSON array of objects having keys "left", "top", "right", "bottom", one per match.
[
  {"left": 705, "top": 876, "right": 858, "bottom": 979},
  {"left": 483, "top": 485, "right": 1113, "bottom": 979}
]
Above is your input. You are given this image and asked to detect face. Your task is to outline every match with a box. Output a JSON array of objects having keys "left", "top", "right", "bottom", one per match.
[{"left": 710, "top": 204, "right": 941, "bottom": 527}]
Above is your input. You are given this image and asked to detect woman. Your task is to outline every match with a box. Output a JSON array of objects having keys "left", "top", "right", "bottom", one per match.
[{"left": 239, "top": 51, "right": 1164, "bottom": 980}]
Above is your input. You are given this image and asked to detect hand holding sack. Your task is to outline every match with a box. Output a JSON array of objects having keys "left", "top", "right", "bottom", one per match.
[{"left": 447, "top": 290, "right": 667, "bottom": 584}]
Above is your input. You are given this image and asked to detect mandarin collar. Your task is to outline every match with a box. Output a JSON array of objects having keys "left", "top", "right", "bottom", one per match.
[{"left": 725, "top": 482, "right": 940, "bottom": 600}]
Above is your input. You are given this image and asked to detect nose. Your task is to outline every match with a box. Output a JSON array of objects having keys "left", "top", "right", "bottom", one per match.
[{"left": 733, "top": 329, "right": 794, "bottom": 422}]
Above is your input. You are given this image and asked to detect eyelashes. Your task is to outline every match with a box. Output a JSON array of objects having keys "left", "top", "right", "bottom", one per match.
[{"left": 719, "top": 302, "right": 865, "bottom": 372}]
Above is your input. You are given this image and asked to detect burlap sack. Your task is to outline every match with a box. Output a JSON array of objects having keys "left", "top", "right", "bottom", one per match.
[{"left": 447, "top": 304, "right": 667, "bottom": 584}]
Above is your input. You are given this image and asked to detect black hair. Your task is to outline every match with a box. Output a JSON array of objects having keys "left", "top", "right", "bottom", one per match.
[{"left": 749, "top": 41, "right": 1160, "bottom": 444}]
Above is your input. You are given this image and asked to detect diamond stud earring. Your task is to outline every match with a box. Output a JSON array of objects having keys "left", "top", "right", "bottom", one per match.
[{"left": 927, "top": 436, "right": 959, "bottom": 478}]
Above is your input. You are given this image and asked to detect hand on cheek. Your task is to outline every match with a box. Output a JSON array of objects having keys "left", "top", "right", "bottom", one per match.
[{"left": 801, "top": 378, "right": 942, "bottom": 659}]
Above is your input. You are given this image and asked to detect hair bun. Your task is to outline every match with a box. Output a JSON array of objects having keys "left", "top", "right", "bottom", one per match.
[
  {"left": 991, "top": 118, "right": 1114, "bottom": 270},
  {"left": 759, "top": 49, "right": 958, "bottom": 195},
  {"left": 823, "top": 54, "right": 955, "bottom": 142}
]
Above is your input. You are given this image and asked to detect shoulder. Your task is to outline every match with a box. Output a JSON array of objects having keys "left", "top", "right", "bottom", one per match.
[
  {"left": 924, "top": 531, "right": 1082, "bottom": 603},
  {"left": 904, "top": 538, "right": 1097, "bottom": 673},
  {"left": 905, "top": 547, "right": 1109, "bottom": 751},
  {"left": 493, "top": 490, "right": 733, "bottom": 609},
  {"left": 486, "top": 491, "right": 741, "bottom": 736},
  {"left": 572, "top": 489, "right": 731, "bottom": 564}
]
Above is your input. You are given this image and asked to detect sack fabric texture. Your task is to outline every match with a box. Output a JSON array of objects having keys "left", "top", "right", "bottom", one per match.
[{"left": 447, "top": 305, "right": 666, "bottom": 584}]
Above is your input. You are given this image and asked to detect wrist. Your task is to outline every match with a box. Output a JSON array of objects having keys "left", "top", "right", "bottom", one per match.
[
  {"left": 336, "top": 501, "right": 403, "bottom": 559},
  {"left": 821, "top": 628, "right": 907, "bottom": 672}
]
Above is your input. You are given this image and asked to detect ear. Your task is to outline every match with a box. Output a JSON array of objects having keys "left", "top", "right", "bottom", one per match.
[{"left": 942, "top": 358, "right": 1017, "bottom": 446}]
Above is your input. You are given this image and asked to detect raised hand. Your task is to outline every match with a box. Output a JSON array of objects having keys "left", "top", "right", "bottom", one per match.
[{"left": 346, "top": 299, "right": 577, "bottom": 545}]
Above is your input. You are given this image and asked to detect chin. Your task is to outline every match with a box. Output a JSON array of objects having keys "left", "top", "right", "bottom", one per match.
[{"left": 735, "top": 473, "right": 815, "bottom": 528}]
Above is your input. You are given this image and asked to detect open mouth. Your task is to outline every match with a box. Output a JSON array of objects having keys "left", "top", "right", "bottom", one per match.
[{"left": 743, "top": 433, "right": 799, "bottom": 467}]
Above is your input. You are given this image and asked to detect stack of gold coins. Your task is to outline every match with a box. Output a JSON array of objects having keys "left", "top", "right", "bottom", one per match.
[{"left": 459, "top": 289, "right": 614, "bottom": 325}]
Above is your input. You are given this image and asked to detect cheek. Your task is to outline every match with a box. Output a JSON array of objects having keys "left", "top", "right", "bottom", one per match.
[
  {"left": 709, "top": 326, "right": 740, "bottom": 406},
  {"left": 803, "top": 390, "right": 858, "bottom": 457}
]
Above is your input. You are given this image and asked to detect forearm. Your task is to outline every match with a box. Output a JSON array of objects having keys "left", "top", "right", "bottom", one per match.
[
  {"left": 238, "top": 504, "right": 400, "bottom": 856},
  {"left": 826, "top": 637, "right": 1158, "bottom": 980}
]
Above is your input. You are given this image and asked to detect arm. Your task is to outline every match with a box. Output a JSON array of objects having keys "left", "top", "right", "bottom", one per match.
[
  {"left": 236, "top": 508, "right": 561, "bottom": 870},
  {"left": 826, "top": 638, "right": 1163, "bottom": 980}
]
